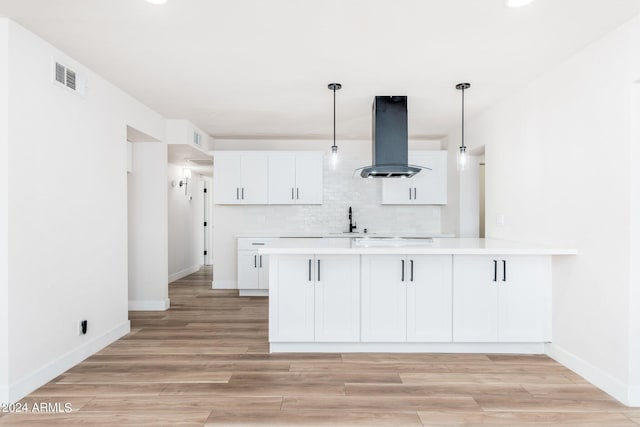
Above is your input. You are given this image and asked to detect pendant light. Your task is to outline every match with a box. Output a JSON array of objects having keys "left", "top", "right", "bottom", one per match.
[
  {"left": 328, "top": 83, "right": 342, "bottom": 169},
  {"left": 456, "top": 82, "right": 471, "bottom": 172}
]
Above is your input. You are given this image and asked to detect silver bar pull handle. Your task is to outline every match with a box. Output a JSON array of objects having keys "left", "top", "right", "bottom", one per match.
[
  {"left": 260, "top": 255, "right": 263, "bottom": 268},
  {"left": 502, "top": 260, "right": 507, "bottom": 282},
  {"left": 401, "top": 259, "right": 405, "bottom": 282},
  {"left": 317, "top": 259, "right": 320, "bottom": 281},
  {"left": 410, "top": 260, "right": 414, "bottom": 282},
  {"left": 308, "top": 259, "right": 312, "bottom": 282},
  {"left": 254, "top": 255, "right": 257, "bottom": 268},
  {"left": 493, "top": 260, "right": 498, "bottom": 282}
]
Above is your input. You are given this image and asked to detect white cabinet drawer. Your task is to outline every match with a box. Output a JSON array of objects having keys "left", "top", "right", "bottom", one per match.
[{"left": 237, "top": 238, "right": 277, "bottom": 250}]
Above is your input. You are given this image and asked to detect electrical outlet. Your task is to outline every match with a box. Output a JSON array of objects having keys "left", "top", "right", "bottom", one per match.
[
  {"left": 77, "top": 320, "right": 88, "bottom": 336},
  {"left": 496, "top": 213, "right": 505, "bottom": 226}
]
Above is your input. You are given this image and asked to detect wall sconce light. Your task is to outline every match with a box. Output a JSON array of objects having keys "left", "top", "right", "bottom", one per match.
[{"left": 179, "top": 168, "right": 192, "bottom": 196}]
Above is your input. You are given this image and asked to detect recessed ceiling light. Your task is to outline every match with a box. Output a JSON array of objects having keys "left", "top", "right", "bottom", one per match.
[
  {"left": 146, "top": 0, "right": 167, "bottom": 4},
  {"left": 506, "top": 0, "right": 534, "bottom": 8}
]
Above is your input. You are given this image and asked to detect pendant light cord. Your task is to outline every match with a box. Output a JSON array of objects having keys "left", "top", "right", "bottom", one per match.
[
  {"left": 461, "top": 87, "right": 465, "bottom": 149},
  {"left": 333, "top": 86, "right": 336, "bottom": 149}
]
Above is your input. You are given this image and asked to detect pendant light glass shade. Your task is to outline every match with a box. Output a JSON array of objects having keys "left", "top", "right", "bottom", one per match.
[
  {"left": 456, "top": 83, "right": 471, "bottom": 172},
  {"left": 328, "top": 83, "right": 342, "bottom": 170}
]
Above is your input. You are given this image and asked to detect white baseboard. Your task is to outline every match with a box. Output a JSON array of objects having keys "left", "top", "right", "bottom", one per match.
[
  {"left": 3, "top": 321, "right": 130, "bottom": 404},
  {"left": 545, "top": 343, "right": 639, "bottom": 407},
  {"left": 239, "top": 289, "right": 268, "bottom": 297},
  {"left": 212, "top": 279, "right": 236, "bottom": 289},
  {"left": 128, "top": 299, "right": 170, "bottom": 311},
  {"left": 168, "top": 265, "right": 201, "bottom": 283},
  {"left": 271, "top": 342, "right": 545, "bottom": 354}
]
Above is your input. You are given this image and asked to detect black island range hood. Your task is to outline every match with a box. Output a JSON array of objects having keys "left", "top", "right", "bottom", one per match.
[{"left": 358, "top": 96, "right": 428, "bottom": 178}]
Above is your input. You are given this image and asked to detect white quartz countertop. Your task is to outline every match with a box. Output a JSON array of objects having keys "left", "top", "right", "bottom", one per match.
[
  {"left": 258, "top": 238, "right": 577, "bottom": 255},
  {"left": 236, "top": 233, "right": 456, "bottom": 238}
]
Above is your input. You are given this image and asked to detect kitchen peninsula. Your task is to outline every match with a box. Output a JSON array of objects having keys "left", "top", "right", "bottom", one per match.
[{"left": 260, "top": 238, "right": 576, "bottom": 354}]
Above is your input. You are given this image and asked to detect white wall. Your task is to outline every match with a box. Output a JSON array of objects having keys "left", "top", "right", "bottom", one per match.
[
  {"left": 168, "top": 164, "right": 204, "bottom": 282},
  {"left": 451, "top": 15, "right": 640, "bottom": 405},
  {"left": 629, "top": 81, "right": 640, "bottom": 402},
  {"left": 0, "top": 19, "right": 9, "bottom": 403},
  {"left": 128, "top": 142, "right": 169, "bottom": 310},
  {"left": 210, "top": 139, "right": 442, "bottom": 287},
  {"left": 2, "top": 19, "right": 165, "bottom": 403}
]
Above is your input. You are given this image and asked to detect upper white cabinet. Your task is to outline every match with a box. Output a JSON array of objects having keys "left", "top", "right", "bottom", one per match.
[
  {"left": 213, "top": 151, "right": 323, "bottom": 205},
  {"left": 381, "top": 151, "right": 448, "bottom": 205},
  {"left": 452, "top": 255, "right": 552, "bottom": 343},
  {"left": 268, "top": 153, "right": 323, "bottom": 205},
  {"left": 213, "top": 152, "right": 268, "bottom": 204}
]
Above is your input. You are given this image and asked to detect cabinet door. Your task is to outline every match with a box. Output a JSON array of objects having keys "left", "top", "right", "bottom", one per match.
[
  {"left": 314, "top": 255, "right": 360, "bottom": 342},
  {"left": 407, "top": 255, "right": 453, "bottom": 342},
  {"left": 237, "top": 251, "right": 259, "bottom": 289},
  {"left": 269, "top": 255, "right": 315, "bottom": 342},
  {"left": 361, "top": 255, "right": 407, "bottom": 342},
  {"left": 409, "top": 151, "right": 447, "bottom": 205},
  {"left": 381, "top": 179, "right": 411, "bottom": 205},
  {"left": 240, "top": 154, "right": 268, "bottom": 204},
  {"left": 498, "top": 256, "right": 551, "bottom": 342},
  {"left": 453, "top": 255, "right": 499, "bottom": 342},
  {"left": 213, "top": 154, "right": 242, "bottom": 204},
  {"left": 258, "top": 254, "right": 269, "bottom": 289},
  {"left": 268, "top": 154, "right": 296, "bottom": 204},
  {"left": 295, "top": 153, "right": 323, "bottom": 205}
]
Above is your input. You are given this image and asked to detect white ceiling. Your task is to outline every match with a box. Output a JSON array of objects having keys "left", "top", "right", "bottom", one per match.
[{"left": 1, "top": 0, "right": 639, "bottom": 140}]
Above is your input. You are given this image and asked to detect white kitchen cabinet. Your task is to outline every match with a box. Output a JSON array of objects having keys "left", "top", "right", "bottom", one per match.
[
  {"left": 314, "top": 255, "right": 360, "bottom": 342},
  {"left": 237, "top": 238, "right": 275, "bottom": 293},
  {"left": 268, "top": 152, "right": 323, "bottom": 205},
  {"left": 269, "top": 255, "right": 315, "bottom": 341},
  {"left": 381, "top": 151, "right": 448, "bottom": 205},
  {"left": 270, "top": 254, "right": 360, "bottom": 342},
  {"left": 452, "top": 255, "right": 551, "bottom": 342},
  {"left": 361, "top": 255, "right": 407, "bottom": 342},
  {"left": 406, "top": 255, "right": 453, "bottom": 342},
  {"left": 213, "top": 152, "right": 268, "bottom": 204},
  {"left": 362, "top": 254, "right": 452, "bottom": 342}
]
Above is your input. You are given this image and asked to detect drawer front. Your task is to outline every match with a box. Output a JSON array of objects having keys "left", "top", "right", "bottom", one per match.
[{"left": 237, "top": 238, "right": 277, "bottom": 250}]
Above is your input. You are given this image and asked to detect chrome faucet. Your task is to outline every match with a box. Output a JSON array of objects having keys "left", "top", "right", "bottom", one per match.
[{"left": 348, "top": 206, "right": 357, "bottom": 233}]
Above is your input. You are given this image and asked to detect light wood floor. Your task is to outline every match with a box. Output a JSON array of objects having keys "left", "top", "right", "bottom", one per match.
[{"left": 2, "top": 266, "right": 639, "bottom": 426}]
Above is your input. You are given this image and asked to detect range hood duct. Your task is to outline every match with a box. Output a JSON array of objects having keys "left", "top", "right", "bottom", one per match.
[{"left": 358, "top": 96, "right": 426, "bottom": 178}]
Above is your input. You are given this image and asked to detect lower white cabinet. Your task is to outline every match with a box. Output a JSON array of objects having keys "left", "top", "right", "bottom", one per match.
[
  {"left": 269, "top": 254, "right": 360, "bottom": 342},
  {"left": 452, "top": 255, "right": 551, "bottom": 342},
  {"left": 361, "top": 255, "right": 453, "bottom": 342},
  {"left": 361, "top": 255, "right": 407, "bottom": 341},
  {"left": 237, "top": 238, "right": 275, "bottom": 291},
  {"left": 406, "top": 255, "right": 453, "bottom": 342}
]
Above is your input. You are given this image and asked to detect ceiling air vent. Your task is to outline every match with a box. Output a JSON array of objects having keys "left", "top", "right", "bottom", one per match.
[
  {"left": 193, "top": 131, "right": 202, "bottom": 146},
  {"left": 52, "top": 59, "right": 85, "bottom": 96}
]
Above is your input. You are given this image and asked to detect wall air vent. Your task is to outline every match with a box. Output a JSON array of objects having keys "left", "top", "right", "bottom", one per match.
[
  {"left": 52, "top": 59, "right": 85, "bottom": 96},
  {"left": 193, "top": 131, "right": 202, "bottom": 146}
]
